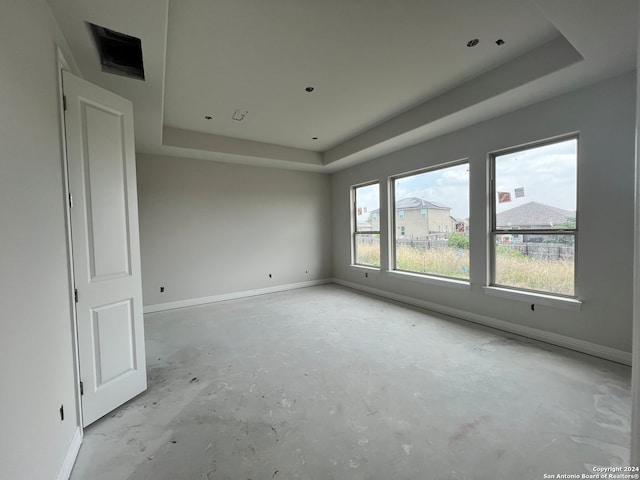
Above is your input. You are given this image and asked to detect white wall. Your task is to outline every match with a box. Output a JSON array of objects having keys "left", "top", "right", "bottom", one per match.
[
  {"left": 332, "top": 72, "right": 637, "bottom": 357},
  {"left": 137, "top": 154, "right": 332, "bottom": 307},
  {"left": 0, "top": 1, "right": 79, "bottom": 478},
  {"left": 630, "top": 9, "right": 640, "bottom": 464}
]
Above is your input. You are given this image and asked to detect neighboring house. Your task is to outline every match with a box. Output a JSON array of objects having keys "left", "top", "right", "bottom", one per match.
[
  {"left": 496, "top": 201, "right": 575, "bottom": 242},
  {"left": 357, "top": 221, "right": 373, "bottom": 232},
  {"left": 371, "top": 197, "right": 455, "bottom": 238}
]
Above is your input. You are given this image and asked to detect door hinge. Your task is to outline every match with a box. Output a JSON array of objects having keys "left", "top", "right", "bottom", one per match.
[
  {"left": 80, "top": 381, "right": 84, "bottom": 396},
  {"left": 68, "top": 193, "right": 73, "bottom": 208},
  {"left": 63, "top": 95, "right": 67, "bottom": 111},
  {"left": 74, "top": 288, "right": 78, "bottom": 303}
]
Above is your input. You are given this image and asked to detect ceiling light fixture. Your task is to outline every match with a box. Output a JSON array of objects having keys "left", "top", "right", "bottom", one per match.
[
  {"left": 496, "top": 39, "right": 505, "bottom": 46},
  {"left": 466, "top": 39, "right": 479, "bottom": 47},
  {"left": 305, "top": 87, "right": 315, "bottom": 93}
]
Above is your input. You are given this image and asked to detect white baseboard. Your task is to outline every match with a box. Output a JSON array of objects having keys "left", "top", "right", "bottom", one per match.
[
  {"left": 332, "top": 278, "right": 632, "bottom": 366},
  {"left": 56, "top": 427, "right": 82, "bottom": 480},
  {"left": 144, "top": 279, "right": 332, "bottom": 314}
]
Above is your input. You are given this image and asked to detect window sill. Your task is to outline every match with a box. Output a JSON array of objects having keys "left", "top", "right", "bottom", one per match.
[
  {"left": 386, "top": 270, "right": 471, "bottom": 290},
  {"left": 483, "top": 286, "right": 582, "bottom": 311},
  {"left": 349, "top": 264, "right": 381, "bottom": 274}
]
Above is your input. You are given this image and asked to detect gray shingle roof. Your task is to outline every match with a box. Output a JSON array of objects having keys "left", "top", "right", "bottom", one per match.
[
  {"left": 496, "top": 201, "right": 574, "bottom": 228},
  {"left": 395, "top": 197, "right": 450, "bottom": 210},
  {"left": 370, "top": 197, "right": 451, "bottom": 214}
]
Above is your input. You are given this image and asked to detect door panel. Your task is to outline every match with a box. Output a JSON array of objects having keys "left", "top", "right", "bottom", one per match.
[
  {"left": 83, "top": 102, "right": 131, "bottom": 280},
  {"left": 92, "top": 299, "right": 136, "bottom": 386},
  {"left": 63, "top": 71, "right": 146, "bottom": 427}
]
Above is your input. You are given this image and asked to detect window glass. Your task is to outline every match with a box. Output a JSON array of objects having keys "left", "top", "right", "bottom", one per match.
[
  {"left": 353, "top": 183, "right": 380, "bottom": 267},
  {"left": 392, "top": 162, "right": 469, "bottom": 279},
  {"left": 492, "top": 137, "right": 577, "bottom": 296}
]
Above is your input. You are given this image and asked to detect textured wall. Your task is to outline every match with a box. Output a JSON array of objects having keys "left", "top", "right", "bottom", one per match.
[
  {"left": 0, "top": 1, "right": 80, "bottom": 478},
  {"left": 137, "top": 154, "right": 332, "bottom": 306}
]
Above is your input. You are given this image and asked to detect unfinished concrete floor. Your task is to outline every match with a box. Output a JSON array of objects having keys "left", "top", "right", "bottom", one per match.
[{"left": 70, "top": 285, "right": 632, "bottom": 479}]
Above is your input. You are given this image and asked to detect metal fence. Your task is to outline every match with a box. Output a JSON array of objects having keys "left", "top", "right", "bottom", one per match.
[
  {"left": 396, "top": 238, "right": 449, "bottom": 249},
  {"left": 356, "top": 237, "right": 574, "bottom": 261},
  {"left": 496, "top": 242, "right": 574, "bottom": 261}
]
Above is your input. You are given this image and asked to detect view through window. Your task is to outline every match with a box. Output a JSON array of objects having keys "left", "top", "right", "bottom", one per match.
[
  {"left": 353, "top": 182, "right": 380, "bottom": 267},
  {"left": 392, "top": 162, "right": 470, "bottom": 280},
  {"left": 492, "top": 137, "right": 577, "bottom": 296}
]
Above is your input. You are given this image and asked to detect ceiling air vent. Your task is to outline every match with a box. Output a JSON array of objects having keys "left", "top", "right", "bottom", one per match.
[{"left": 87, "top": 22, "right": 145, "bottom": 80}]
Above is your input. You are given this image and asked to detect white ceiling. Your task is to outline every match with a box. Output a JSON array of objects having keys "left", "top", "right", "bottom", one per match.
[{"left": 47, "top": 0, "right": 638, "bottom": 173}]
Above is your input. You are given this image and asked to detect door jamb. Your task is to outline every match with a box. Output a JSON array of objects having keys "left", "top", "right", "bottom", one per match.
[{"left": 56, "top": 46, "right": 84, "bottom": 436}]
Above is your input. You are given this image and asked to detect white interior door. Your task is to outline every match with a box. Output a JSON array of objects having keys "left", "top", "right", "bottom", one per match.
[{"left": 63, "top": 71, "right": 146, "bottom": 427}]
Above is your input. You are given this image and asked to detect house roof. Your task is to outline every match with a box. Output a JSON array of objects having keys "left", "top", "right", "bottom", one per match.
[
  {"left": 396, "top": 197, "right": 450, "bottom": 210},
  {"left": 496, "top": 201, "right": 574, "bottom": 228},
  {"left": 370, "top": 197, "right": 451, "bottom": 214}
]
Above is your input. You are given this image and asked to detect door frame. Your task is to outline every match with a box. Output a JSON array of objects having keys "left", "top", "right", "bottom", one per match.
[{"left": 56, "top": 46, "right": 84, "bottom": 439}]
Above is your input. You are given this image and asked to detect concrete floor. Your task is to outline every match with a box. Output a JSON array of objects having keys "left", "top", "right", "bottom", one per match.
[{"left": 70, "top": 285, "right": 631, "bottom": 480}]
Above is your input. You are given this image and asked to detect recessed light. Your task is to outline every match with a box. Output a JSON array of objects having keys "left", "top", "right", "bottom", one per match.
[
  {"left": 466, "top": 39, "right": 479, "bottom": 47},
  {"left": 204, "top": 115, "right": 212, "bottom": 120},
  {"left": 305, "top": 87, "right": 315, "bottom": 93},
  {"left": 496, "top": 38, "right": 505, "bottom": 46}
]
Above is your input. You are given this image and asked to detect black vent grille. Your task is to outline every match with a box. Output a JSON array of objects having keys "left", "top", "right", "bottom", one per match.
[{"left": 88, "top": 22, "right": 145, "bottom": 81}]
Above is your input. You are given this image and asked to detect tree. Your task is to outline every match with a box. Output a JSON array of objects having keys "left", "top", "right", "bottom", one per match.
[{"left": 447, "top": 232, "right": 469, "bottom": 250}]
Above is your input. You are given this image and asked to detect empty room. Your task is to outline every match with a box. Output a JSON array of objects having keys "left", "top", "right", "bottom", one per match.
[{"left": 2, "top": 1, "right": 640, "bottom": 479}]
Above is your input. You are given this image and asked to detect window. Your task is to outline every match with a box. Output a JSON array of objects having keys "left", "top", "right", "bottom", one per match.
[
  {"left": 352, "top": 182, "right": 380, "bottom": 267},
  {"left": 490, "top": 136, "right": 577, "bottom": 296},
  {"left": 392, "top": 161, "right": 470, "bottom": 279}
]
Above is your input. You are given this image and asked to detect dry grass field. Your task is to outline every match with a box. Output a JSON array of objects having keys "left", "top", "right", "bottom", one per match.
[{"left": 355, "top": 243, "right": 574, "bottom": 296}]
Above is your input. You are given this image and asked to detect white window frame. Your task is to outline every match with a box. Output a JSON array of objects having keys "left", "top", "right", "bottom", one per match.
[
  {"left": 489, "top": 134, "right": 578, "bottom": 298},
  {"left": 352, "top": 181, "right": 380, "bottom": 268},
  {"left": 390, "top": 159, "right": 470, "bottom": 280}
]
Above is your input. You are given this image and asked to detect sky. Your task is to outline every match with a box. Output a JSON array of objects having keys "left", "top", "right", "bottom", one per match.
[
  {"left": 394, "top": 162, "right": 469, "bottom": 219},
  {"left": 494, "top": 138, "right": 577, "bottom": 214},
  {"left": 355, "top": 138, "right": 577, "bottom": 221},
  {"left": 354, "top": 183, "right": 379, "bottom": 223}
]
